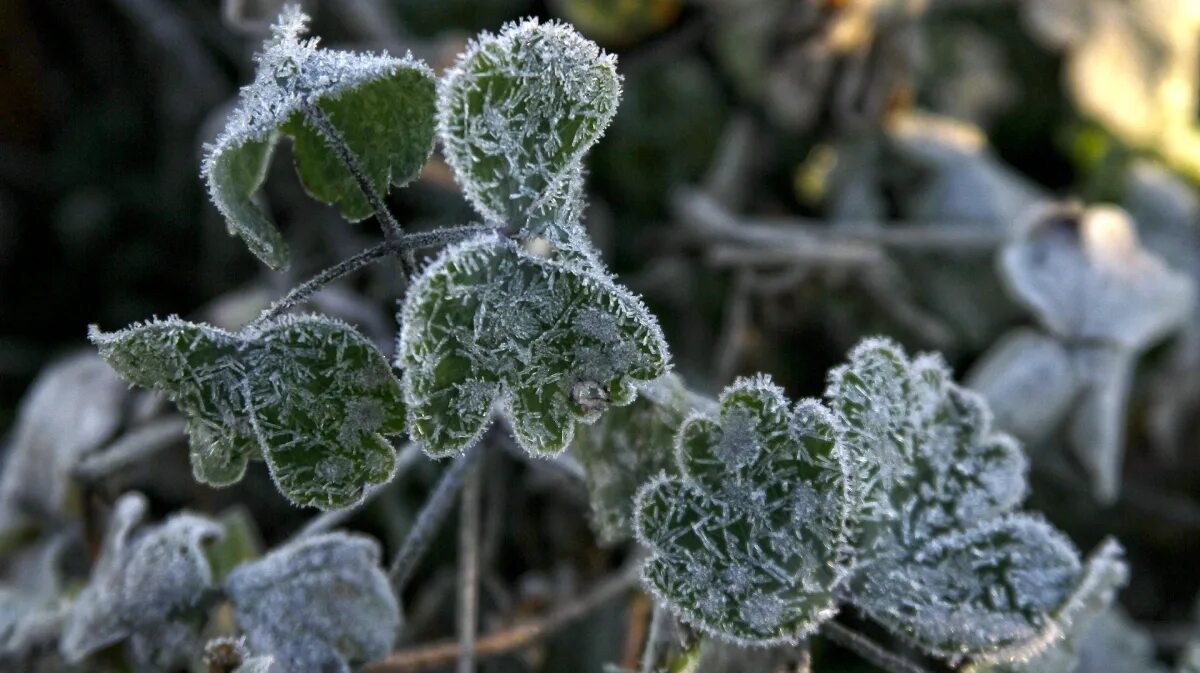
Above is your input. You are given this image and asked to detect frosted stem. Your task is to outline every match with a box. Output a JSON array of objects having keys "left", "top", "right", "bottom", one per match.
[
  {"left": 301, "top": 103, "right": 416, "bottom": 275},
  {"left": 73, "top": 417, "right": 187, "bottom": 482},
  {"left": 639, "top": 604, "right": 668, "bottom": 673},
  {"left": 457, "top": 464, "right": 483, "bottom": 673},
  {"left": 819, "top": 621, "right": 932, "bottom": 673},
  {"left": 250, "top": 225, "right": 494, "bottom": 328},
  {"left": 389, "top": 442, "right": 485, "bottom": 594}
]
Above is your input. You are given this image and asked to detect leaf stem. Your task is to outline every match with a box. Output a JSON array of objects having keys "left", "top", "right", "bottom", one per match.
[
  {"left": 819, "top": 621, "right": 933, "bottom": 673},
  {"left": 301, "top": 103, "right": 416, "bottom": 275},
  {"left": 249, "top": 225, "right": 494, "bottom": 329},
  {"left": 457, "top": 462, "right": 483, "bottom": 673},
  {"left": 389, "top": 442, "right": 485, "bottom": 594},
  {"left": 639, "top": 603, "right": 668, "bottom": 673},
  {"left": 365, "top": 560, "right": 642, "bottom": 672}
]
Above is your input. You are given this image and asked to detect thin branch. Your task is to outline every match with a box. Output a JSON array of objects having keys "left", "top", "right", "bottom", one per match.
[
  {"left": 389, "top": 442, "right": 485, "bottom": 594},
  {"left": 640, "top": 603, "right": 668, "bottom": 673},
  {"left": 365, "top": 560, "right": 642, "bottom": 672},
  {"left": 250, "top": 225, "right": 493, "bottom": 328},
  {"left": 819, "top": 621, "right": 933, "bottom": 673},
  {"left": 457, "top": 463, "right": 483, "bottom": 673},
  {"left": 301, "top": 103, "right": 416, "bottom": 274},
  {"left": 74, "top": 418, "right": 187, "bottom": 482},
  {"left": 291, "top": 442, "right": 425, "bottom": 540}
]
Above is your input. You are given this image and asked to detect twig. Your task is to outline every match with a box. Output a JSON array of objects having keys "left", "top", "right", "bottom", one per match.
[
  {"left": 291, "top": 443, "right": 424, "bottom": 540},
  {"left": 457, "top": 459, "right": 483, "bottom": 673},
  {"left": 819, "top": 621, "right": 933, "bottom": 673},
  {"left": 250, "top": 225, "right": 492, "bottom": 328},
  {"left": 365, "top": 560, "right": 642, "bottom": 672},
  {"left": 73, "top": 418, "right": 187, "bottom": 482},
  {"left": 640, "top": 603, "right": 668, "bottom": 673},
  {"left": 389, "top": 442, "right": 485, "bottom": 594},
  {"left": 301, "top": 104, "right": 416, "bottom": 275}
]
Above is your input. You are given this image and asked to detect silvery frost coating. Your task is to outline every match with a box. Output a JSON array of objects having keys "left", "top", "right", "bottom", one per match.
[
  {"left": 202, "top": 5, "right": 436, "bottom": 269},
  {"left": 964, "top": 539, "right": 1133, "bottom": 673},
  {"left": 60, "top": 493, "right": 222, "bottom": 673},
  {"left": 224, "top": 532, "right": 399, "bottom": 673},
  {"left": 573, "top": 374, "right": 710, "bottom": 544},
  {"left": 633, "top": 375, "right": 852, "bottom": 645},
  {"left": 397, "top": 234, "right": 669, "bottom": 458},
  {"left": 990, "top": 205, "right": 1196, "bottom": 502},
  {"left": 89, "top": 314, "right": 405, "bottom": 510},
  {"left": 438, "top": 17, "right": 620, "bottom": 235},
  {"left": 827, "top": 338, "right": 1122, "bottom": 664}
]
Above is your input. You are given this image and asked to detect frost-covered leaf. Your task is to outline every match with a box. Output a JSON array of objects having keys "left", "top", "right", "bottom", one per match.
[
  {"left": 0, "top": 353, "right": 126, "bottom": 537},
  {"left": 438, "top": 17, "right": 620, "bottom": 229},
  {"left": 60, "top": 493, "right": 222, "bottom": 672},
  {"left": 573, "top": 375, "right": 708, "bottom": 544},
  {"left": 89, "top": 314, "right": 405, "bottom": 510},
  {"left": 1001, "top": 205, "right": 1195, "bottom": 351},
  {"left": 633, "top": 375, "right": 851, "bottom": 645},
  {"left": 0, "top": 534, "right": 71, "bottom": 663},
  {"left": 964, "top": 539, "right": 1131, "bottom": 673},
  {"left": 1066, "top": 346, "right": 1135, "bottom": 503},
  {"left": 967, "top": 328, "right": 1080, "bottom": 445},
  {"left": 397, "top": 234, "right": 669, "bottom": 458},
  {"left": 203, "top": 6, "right": 436, "bottom": 268},
  {"left": 224, "top": 532, "right": 399, "bottom": 673},
  {"left": 827, "top": 338, "right": 1088, "bottom": 662}
]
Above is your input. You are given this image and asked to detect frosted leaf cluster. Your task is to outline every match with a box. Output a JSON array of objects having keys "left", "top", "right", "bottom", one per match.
[
  {"left": 971, "top": 204, "right": 1197, "bottom": 502},
  {"left": 202, "top": 5, "right": 436, "bottom": 269},
  {"left": 60, "top": 493, "right": 222, "bottom": 672},
  {"left": 224, "top": 532, "right": 399, "bottom": 673},
  {"left": 633, "top": 375, "right": 852, "bottom": 645},
  {"left": 827, "top": 338, "right": 1101, "bottom": 663},
  {"left": 89, "top": 314, "right": 405, "bottom": 510},
  {"left": 572, "top": 374, "right": 709, "bottom": 544},
  {"left": 397, "top": 235, "right": 669, "bottom": 458},
  {"left": 438, "top": 17, "right": 620, "bottom": 233}
]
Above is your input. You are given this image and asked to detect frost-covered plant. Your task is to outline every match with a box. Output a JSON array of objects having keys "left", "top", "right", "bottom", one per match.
[{"left": 970, "top": 204, "right": 1195, "bottom": 502}]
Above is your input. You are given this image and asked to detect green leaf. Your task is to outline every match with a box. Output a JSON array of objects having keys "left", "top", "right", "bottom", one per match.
[
  {"left": 202, "top": 7, "right": 436, "bottom": 268},
  {"left": 826, "top": 337, "right": 1090, "bottom": 661},
  {"left": 633, "top": 376, "right": 851, "bottom": 645},
  {"left": 438, "top": 17, "right": 620, "bottom": 229},
  {"left": 572, "top": 374, "right": 705, "bottom": 544},
  {"left": 224, "top": 532, "right": 399, "bottom": 673},
  {"left": 89, "top": 314, "right": 405, "bottom": 510},
  {"left": 397, "top": 234, "right": 670, "bottom": 458}
]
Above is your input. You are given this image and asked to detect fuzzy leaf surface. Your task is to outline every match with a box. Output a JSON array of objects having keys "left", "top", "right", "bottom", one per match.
[
  {"left": 60, "top": 493, "right": 222, "bottom": 672},
  {"left": 397, "top": 235, "right": 669, "bottom": 458},
  {"left": 438, "top": 18, "right": 620, "bottom": 229},
  {"left": 90, "top": 315, "right": 405, "bottom": 510},
  {"left": 827, "top": 337, "right": 1084, "bottom": 661},
  {"left": 634, "top": 376, "right": 850, "bottom": 645},
  {"left": 1001, "top": 205, "right": 1195, "bottom": 351},
  {"left": 202, "top": 7, "right": 435, "bottom": 268},
  {"left": 224, "top": 532, "right": 399, "bottom": 673}
]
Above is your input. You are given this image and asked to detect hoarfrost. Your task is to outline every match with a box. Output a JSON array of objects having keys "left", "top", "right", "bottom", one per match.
[
  {"left": 224, "top": 532, "right": 399, "bottom": 673},
  {"left": 396, "top": 234, "right": 669, "bottom": 458},
  {"left": 89, "top": 314, "right": 405, "bottom": 510},
  {"left": 633, "top": 376, "right": 850, "bottom": 645}
]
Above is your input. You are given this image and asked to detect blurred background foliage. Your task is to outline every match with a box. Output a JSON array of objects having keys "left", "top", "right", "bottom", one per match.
[{"left": 3, "top": 0, "right": 1200, "bottom": 671}]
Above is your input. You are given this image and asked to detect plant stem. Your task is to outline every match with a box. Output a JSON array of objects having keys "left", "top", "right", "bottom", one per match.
[
  {"left": 73, "top": 417, "right": 186, "bottom": 482},
  {"left": 457, "top": 463, "right": 483, "bottom": 673},
  {"left": 249, "top": 225, "right": 493, "bottom": 329},
  {"left": 639, "top": 604, "right": 668, "bottom": 673},
  {"left": 819, "top": 621, "right": 933, "bottom": 673},
  {"left": 389, "top": 442, "right": 485, "bottom": 594},
  {"left": 301, "top": 103, "right": 417, "bottom": 275},
  {"left": 365, "top": 560, "right": 642, "bottom": 672}
]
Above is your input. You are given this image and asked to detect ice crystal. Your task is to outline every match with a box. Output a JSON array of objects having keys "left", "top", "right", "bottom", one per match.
[
  {"left": 60, "top": 493, "right": 222, "bottom": 672},
  {"left": 89, "top": 314, "right": 405, "bottom": 510},
  {"left": 572, "top": 374, "right": 708, "bottom": 544},
  {"left": 224, "top": 532, "right": 399, "bottom": 673},
  {"left": 202, "top": 5, "right": 436, "bottom": 268},
  {"left": 633, "top": 375, "right": 851, "bottom": 645},
  {"left": 438, "top": 17, "right": 620, "bottom": 232},
  {"left": 396, "top": 234, "right": 669, "bottom": 458},
  {"left": 827, "top": 338, "right": 1106, "bottom": 663}
]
